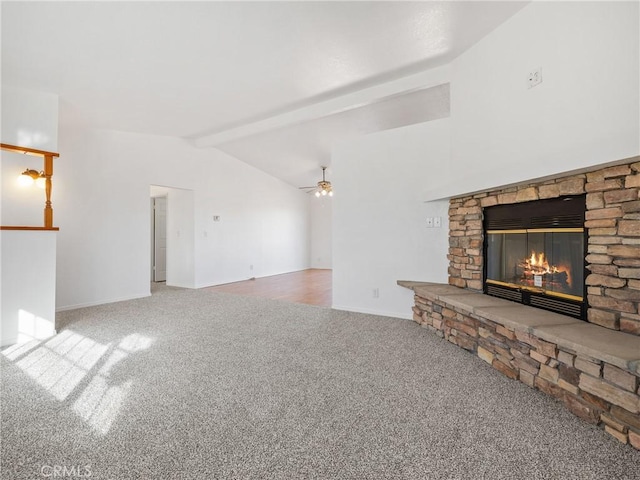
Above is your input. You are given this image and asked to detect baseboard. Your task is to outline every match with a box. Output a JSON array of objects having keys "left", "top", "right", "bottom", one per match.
[
  {"left": 331, "top": 304, "right": 412, "bottom": 320},
  {"left": 56, "top": 293, "right": 151, "bottom": 312}
]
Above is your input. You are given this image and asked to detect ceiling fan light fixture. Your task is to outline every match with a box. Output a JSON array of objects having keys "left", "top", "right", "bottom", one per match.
[
  {"left": 300, "top": 166, "right": 334, "bottom": 198},
  {"left": 316, "top": 181, "right": 333, "bottom": 197}
]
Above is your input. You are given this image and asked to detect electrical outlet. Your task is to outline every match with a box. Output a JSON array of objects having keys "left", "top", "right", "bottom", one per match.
[
  {"left": 528, "top": 67, "right": 542, "bottom": 89},
  {"left": 434, "top": 216, "right": 442, "bottom": 228},
  {"left": 372, "top": 288, "right": 379, "bottom": 299},
  {"left": 213, "top": 215, "right": 221, "bottom": 222},
  {"left": 249, "top": 264, "right": 253, "bottom": 271},
  {"left": 426, "top": 217, "right": 433, "bottom": 228}
]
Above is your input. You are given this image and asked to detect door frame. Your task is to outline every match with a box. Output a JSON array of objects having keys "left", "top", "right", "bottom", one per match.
[{"left": 151, "top": 195, "right": 168, "bottom": 282}]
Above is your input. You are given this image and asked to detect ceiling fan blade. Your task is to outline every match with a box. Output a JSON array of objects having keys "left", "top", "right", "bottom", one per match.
[{"left": 298, "top": 186, "right": 316, "bottom": 189}]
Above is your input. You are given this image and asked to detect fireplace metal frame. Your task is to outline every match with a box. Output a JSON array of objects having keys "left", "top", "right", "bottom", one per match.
[{"left": 482, "top": 195, "right": 588, "bottom": 320}]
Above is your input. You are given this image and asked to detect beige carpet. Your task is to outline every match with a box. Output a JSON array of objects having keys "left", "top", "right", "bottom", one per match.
[{"left": 2, "top": 285, "right": 639, "bottom": 479}]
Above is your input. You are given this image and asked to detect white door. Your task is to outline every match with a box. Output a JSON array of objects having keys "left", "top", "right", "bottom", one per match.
[{"left": 153, "top": 196, "right": 167, "bottom": 282}]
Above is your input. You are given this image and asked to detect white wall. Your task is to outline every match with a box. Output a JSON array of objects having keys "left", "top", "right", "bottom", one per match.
[
  {"left": 426, "top": 1, "right": 639, "bottom": 200},
  {"left": 1, "top": 85, "right": 58, "bottom": 151},
  {"left": 166, "top": 188, "right": 195, "bottom": 288},
  {"left": 193, "top": 160, "right": 311, "bottom": 287},
  {"left": 332, "top": 118, "right": 451, "bottom": 319},
  {"left": 55, "top": 103, "right": 311, "bottom": 310},
  {"left": 310, "top": 197, "right": 332, "bottom": 269},
  {"left": 1, "top": 231, "right": 57, "bottom": 346}
]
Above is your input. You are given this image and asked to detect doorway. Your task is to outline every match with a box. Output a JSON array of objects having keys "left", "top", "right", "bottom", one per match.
[
  {"left": 151, "top": 196, "right": 167, "bottom": 282},
  {"left": 149, "top": 185, "right": 195, "bottom": 288}
]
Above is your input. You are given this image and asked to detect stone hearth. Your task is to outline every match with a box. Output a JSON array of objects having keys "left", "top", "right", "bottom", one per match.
[{"left": 398, "top": 280, "right": 640, "bottom": 450}]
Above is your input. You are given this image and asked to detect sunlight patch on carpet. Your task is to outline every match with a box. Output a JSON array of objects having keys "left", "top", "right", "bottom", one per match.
[
  {"left": 13, "top": 331, "right": 109, "bottom": 401},
  {"left": 4, "top": 329, "right": 155, "bottom": 435}
]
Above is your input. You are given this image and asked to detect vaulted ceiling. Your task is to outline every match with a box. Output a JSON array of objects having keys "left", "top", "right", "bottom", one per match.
[{"left": 2, "top": 1, "right": 528, "bottom": 188}]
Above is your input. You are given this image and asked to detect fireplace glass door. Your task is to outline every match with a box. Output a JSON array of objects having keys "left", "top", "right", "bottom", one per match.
[
  {"left": 483, "top": 195, "right": 586, "bottom": 319},
  {"left": 485, "top": 229, "right": 584, "bottom": 301}
]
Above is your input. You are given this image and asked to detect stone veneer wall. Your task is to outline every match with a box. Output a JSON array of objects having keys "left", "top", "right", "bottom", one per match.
[
  {"left": 410, "top": 291, "right": 640, "bottom": 450},
  {"left": 448, "top": 158, "right": 640, "bottom": 337}
]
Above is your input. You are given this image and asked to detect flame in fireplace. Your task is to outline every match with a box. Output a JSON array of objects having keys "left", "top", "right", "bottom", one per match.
[
  {"left": 528, "top": 251, "right": 551, "bottom": 272},
  {"left": 520, "top": 251, "right": 572, "bottom": 287}
]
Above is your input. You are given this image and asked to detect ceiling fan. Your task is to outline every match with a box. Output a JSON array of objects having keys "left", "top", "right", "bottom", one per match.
[{"left": 299, "top": 166, "right": 334, "bottom": 197}]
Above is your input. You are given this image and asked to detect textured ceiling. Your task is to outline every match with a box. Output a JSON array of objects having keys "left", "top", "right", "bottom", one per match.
[{"left": 2, "top": 1, "right": 529, "bottom": 187}]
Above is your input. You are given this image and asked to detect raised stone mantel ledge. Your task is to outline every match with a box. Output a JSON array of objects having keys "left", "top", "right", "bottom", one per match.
[
  {"left": 398, "top": 280, "right": 640, "bottom": 448},
  {"left": 398, "top": 281, "right": 640, "bottom": 374}
]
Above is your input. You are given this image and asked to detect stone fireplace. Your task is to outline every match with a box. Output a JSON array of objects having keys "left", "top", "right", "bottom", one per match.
[
  {"left": 449, "top": 159, "right": 640, "bottom": 336},
  {"left": 399, "top": 156, "right": 640, "bottom": 451}
]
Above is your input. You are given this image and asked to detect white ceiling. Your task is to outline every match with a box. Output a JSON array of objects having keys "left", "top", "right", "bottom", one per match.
[
  {"left": 217, "top": 83, "right": 450, "bottom": 187},
  {"left": 1, "top": 1, "right": 528, "bottom": 188}
]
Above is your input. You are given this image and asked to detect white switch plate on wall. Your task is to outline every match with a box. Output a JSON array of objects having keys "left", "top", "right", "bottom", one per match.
[{"left": 528, "top": 67, "right": 542, "bottom": 89}]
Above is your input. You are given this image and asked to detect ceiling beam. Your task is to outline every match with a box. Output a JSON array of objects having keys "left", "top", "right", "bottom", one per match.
[{"left": 192, "top": 65, "right": 450, "bottom": 148}]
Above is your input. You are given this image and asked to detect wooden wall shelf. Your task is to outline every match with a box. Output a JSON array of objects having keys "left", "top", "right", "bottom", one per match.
[
  {"left": 0, "top": 226, "right": 60, "bottom": 231},
  {"left": 1, "top": 143, "right": 60, "bottom": 158}
]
